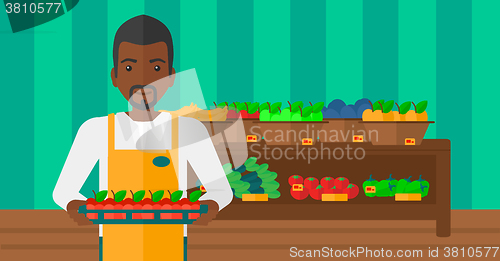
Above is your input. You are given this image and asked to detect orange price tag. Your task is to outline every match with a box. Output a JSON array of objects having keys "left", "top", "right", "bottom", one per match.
[
  {"left": 292, "top": 184, "right": 304, "bottom": 192},
  {"left": 247, "top": 135, "right": 258, "bottom": 142},
  {"left": 302, "top": 138, "right": 313, "bottom": 145},
  {"left": 353, "top": 135, "right": 364, "bottom": 142},
  {"left": 365, "top": 186, "right": 376, "bottom": 194},
  {"left": 200, "top": 185, "right": 206, "bottom": 192},
  {"left": 405, "top": 138, "right": 415, "bottom": 145}
]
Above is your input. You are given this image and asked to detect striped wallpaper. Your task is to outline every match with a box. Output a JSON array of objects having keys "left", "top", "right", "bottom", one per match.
[{"left": 0, "top": 0, "right": 498, "bottom": 210}]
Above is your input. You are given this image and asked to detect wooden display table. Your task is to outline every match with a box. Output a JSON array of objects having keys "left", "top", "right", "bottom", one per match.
[{"left": 216, "top": 139, "right": 451, "bottom": 237}]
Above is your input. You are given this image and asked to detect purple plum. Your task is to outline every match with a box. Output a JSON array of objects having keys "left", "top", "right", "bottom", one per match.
[
  {"left": 340, "top": 105, "right": 357, "bottom": 118},
  {"left": 323, "top": 108, "right": 341, "bottom": 119},
  {"left": 356, "top": 103, "right": 372, "bottom": 118},
  {"left": 328, "top": 99, "right": 346, "bottom": 113}
]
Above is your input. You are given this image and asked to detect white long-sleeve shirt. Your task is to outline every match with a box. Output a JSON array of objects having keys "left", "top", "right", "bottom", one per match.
[{"left": 53, "top": 112, "right": 233, "bottom": 232}]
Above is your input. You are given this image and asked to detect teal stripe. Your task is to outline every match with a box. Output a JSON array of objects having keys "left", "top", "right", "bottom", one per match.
[
  {"left": 107, "top": 0, "right": 145, "bottom": 114},
  {"left": 290, "top": 0, "right": 326, "bottom": 103},
  {"left": 472, "top": 0, "right": 500, "bottom": 210},
  {"left": 398, "top": 0, "right": 436, "bottom": 138},
  {"left": 72, "top": 1, "right": 107, "bottom": 199},
  {"left": 34, "top": 11, "right": 73, "bottom": 209},
  {"left": 179, "top": 0, "right": 217, "bottom": 109},
  {"left": 217, "top": 0, "right": 254, "bottom": 103},
  {"left": 254, "top": 0, "right": 290, "bottom": 104},
  {"left": 146, "top": 0, "right": 181, "bottom": 111},
  {"left": 0, "top": 11, "right": 35, "bottom": 209},
  {"left": 436, "top": 0, "right": 472, "bottom": 210},
  {"left": 363, "top": 0, "right": 398, "bottom": 102},
  {"left": 326, "top": 0, "right": 363, "bottom": 105}
]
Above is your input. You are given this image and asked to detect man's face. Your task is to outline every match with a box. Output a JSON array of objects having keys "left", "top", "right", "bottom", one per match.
[{"left": 111, "top": 42, "right": 175, "bottom": 110}]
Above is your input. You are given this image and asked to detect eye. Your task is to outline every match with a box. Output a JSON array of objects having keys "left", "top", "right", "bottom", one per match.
[
  {"left": 154, "top": 65, "right": 161, "bottom": 72},
  {"left": 126, "top": 65, "right": 132, "bottom": 72}
]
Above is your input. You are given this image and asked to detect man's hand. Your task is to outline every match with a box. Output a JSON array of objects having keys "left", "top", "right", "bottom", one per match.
[
  {"left": 67, "top": 200, "right": 94, "bottom": 226},
  {"left": 192, "top": 200, "right": 219, "bottom": 226}
]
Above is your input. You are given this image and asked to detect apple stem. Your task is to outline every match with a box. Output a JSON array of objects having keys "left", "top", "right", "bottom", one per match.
[
  {"left": 395, "top": 103, "right": 400, "bottom": 113},
  {"left": 92, "top": 190, "right": 96, "bottom": 199},
  {"left": 298, "top": 106, "right": 303, "bottom": 117},
  {"left": 224, "top": 102, "right": 229, "bottom": 109},
  {"left": 233, "top": 102, "right": 237, "bottom": 112},
  {"left": 377, "top": 101, "right": 383, "bottom": 113},
  {"left": 368, "top": 100, "right": 374, "bottom": 112},
  {"left": 130, "top": 190, "right": 134, "bottom": 199},
  {"left": 213, "top": 102, "right": 217, "bottom": 107},
  {"left": 411, "top": 101, "right": 417, "bottom": 111},
  {"left": 244, "top": 102, "right": 249, "bottom": 112},
  {"left": 167, "top": 190, "right": 172, "bottom": 198},
  {"left": 267, "top": 102, "right": 271, "bottom": 112},
  {"left": 111, "top": 190, "right": 115, "bottom": 200},
  {"left": 288, "top": 101, "right": 292, "bottom": 112},
  {"left": 309, "top": 102, "right": 314, "bottom": 112},
  {"left": 278, "top": 107, "right": 281, "bottom": 113},
  {"left": 149, "top": 190, "right": 153, "bottom": 199}
]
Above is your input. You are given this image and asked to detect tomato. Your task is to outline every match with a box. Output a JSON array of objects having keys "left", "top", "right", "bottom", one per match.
[
  {"left": 304, "top": 177, "right": 319, "bottom": 190},
  {"left": 310, "top": 185, "right": 324, "bottom": 200},
  {"left": 343, "top": 184, "right": 359, "bottom": 199},
  {"left": 290, "top": 186, "right": 309, "bottom": 200},
  {"left": 288, "top": 175, "right": 304, "bottom": 186},
  {"left": 334, "top": 177, "right": 350, "bottom": 190},
  {"left": 320, "top": 177, "right": 335, "bottom": 189}
]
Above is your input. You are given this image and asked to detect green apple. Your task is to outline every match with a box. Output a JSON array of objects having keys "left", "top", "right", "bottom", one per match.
[
  {"left": 301, "top": 106, "right": 313, "bottom": 121},
  {"left": 270, "top": 112, "right": 281, "bottom": 121},
  {"left": 291, "top": 112, "right": 301, "bottom": 121},
  {"left": 280, "top": 109, "right": 291, "bottom": 121},
  {"left": 260, "top": 110, "right": 271, "bottom": 121},
  {"left": 311, "top": 112, "right": 323, "bottom": 121}
]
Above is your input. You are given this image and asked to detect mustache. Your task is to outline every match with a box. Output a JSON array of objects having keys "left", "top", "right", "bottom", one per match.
[{"left": 129, "top": 85, "right": 156, "bottom": 97}]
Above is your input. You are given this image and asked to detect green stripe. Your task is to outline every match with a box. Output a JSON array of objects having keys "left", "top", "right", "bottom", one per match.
[
  {"left": 254, "top": 0, "right": 290, "bottom": 104},
  {"left": 217, "top": 0, "right": 254, "bottom": 103},
  {"left": 472, "top": 0, "right": 500, "bottom": 210},
  {"left": 179, "top": 0, "right": 217, "bottom": 109},
  {"left": 436, "top": 0, "right": 472, "bottom": 210},
  {"left": 326, "top": 0, "right": 363, "bottom": 105},
  {"left": 107, "top": 0, "right": 145, "bottom": 114},
  {"left": 34, "top": 11, "right": 73, "bottom": 209},
  {"left": 363, "top": 0, "right": 398, "bottom": 102},
  {"left": 290, "top": 0, "right": 326, "bottom": 103},
  {"left": 72, "top": 1, "right": 107, "bottom": 199},
  {"left": 398, "top": 0, "right": 436, "bottom": 138},
  {"left": 0, "top": 10, "right": 35, "bottom": 209},
  {"left": 146, "top": 0, "right": 181, "bottom": 111}
]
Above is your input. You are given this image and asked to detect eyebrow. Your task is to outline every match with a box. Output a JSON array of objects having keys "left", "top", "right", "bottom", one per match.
[
  {"left": 121, "top": 58, "right": 137, "bottom": 63},
  {"left": 149, "top": 58, "right": 166, "bottom": 63}
]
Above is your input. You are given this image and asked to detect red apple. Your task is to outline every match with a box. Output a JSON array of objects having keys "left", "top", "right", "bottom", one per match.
[
  {"left": 240, "top": 110, "right": 249, "bottom": 118},
  {"left": 247, "top": 111, "right": 260, "bottom": 119},
  {"left": 189, "top": 204, "right": 201, "bottom": 219},
  {"left": 160, "top": 204, "right": 172, "bottom": 219},
  {"left": 172, "top": 204, "right": 182, "bottom": 219},
  {"left": 114, "top": 204, "right": 125, "bottom": 219},
  {"left": 142, "top": 204, "right": 154, "bottom": 219},
  {"left": 132, "top": 204, "right": 142, "bottom": 219}
]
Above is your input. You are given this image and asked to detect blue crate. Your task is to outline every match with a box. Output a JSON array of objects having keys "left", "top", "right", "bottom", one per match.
[{"left": 78, "top": 204, "right": 208, "bottom": 225}]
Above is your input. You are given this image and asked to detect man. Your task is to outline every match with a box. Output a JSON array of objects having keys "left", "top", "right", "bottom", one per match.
[{"left": 53, "top": 15, "right": 232, "bottom": 261}]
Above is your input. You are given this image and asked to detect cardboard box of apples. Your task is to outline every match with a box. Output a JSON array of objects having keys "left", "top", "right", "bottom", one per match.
[
  {"left": 79, "top": 189, "right": 207, "bottom": 224},
  {"left": 361, "top": 100, "right": 434, "bottom": 145},
  {"left": 288, "top": 175, "right": 359, "bottom": 201}
]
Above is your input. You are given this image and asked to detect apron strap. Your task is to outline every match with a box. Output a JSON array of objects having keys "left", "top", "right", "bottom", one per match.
[{"left": 108, "top": 113, "right": 115, "bottom": 152}]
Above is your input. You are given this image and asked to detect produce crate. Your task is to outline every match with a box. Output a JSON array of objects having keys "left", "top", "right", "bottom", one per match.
[
  {"left": 318, "top": 119, "right": 367, "bottom": 143},
  {"left": 256, "top": 121, "right": 326, "bottom": 145},
  {"left": 360, "top": 121, "right": 434, "bottom": 145},
  {"left": 78, "top": 204, "right": 208, "bottom": 225}
]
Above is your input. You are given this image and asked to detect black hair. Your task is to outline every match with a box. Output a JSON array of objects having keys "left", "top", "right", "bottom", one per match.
[{"left": 113, "top": 15, "right": 174, "bottom": 77}]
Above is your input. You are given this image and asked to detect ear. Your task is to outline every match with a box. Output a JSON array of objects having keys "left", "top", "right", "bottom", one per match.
[
  {"left": 167, "top": 67, "right": 176, "bottom": 87},
  {"left": 111, "top": 68, "right": 118, "bottom": 87}
]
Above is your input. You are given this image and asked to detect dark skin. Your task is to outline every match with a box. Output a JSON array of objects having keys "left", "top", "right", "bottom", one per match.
[{"left": 67, "top": 42, "right": 219, "bottom": 226}]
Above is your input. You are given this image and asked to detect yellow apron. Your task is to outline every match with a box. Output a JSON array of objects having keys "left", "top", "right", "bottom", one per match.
[{"left": 103, "top": 113, "right": 184, "bottom": 261}]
